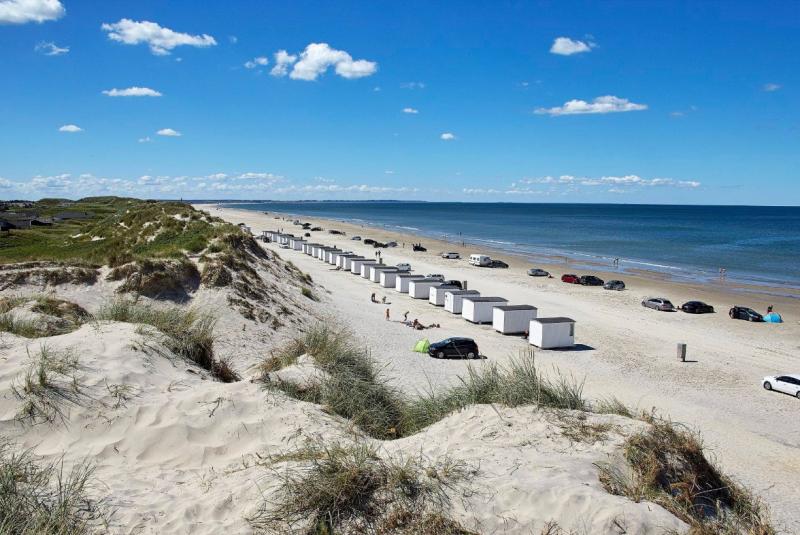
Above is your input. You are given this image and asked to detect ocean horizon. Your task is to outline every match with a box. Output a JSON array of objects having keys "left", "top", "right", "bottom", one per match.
[{"left": 222, "top": 201, "right": 800, "bottom": 291}]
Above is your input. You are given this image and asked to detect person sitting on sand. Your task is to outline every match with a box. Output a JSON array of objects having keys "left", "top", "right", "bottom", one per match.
[
  {"left": 411, "top": 319, "right": 421, "bottom": 329},
  {"left": 381, "top": 296, "right": 387, "bottom": 304}
]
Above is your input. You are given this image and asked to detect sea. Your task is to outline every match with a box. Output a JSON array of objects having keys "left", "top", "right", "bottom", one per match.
[{"left": 221, "top": 202, "right": 800, "bottom": 293}]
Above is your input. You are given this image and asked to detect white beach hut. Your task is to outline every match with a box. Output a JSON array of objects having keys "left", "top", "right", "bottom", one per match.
[
  {"left": 360, "top": 261, "right": 381, "bottom": 278},
  {"left": 350, "top": 258, "right": 375, "bottom": 274},
  {"left": 317, "top": 247, "right": 332, "bottom": 260},
  {"left": 443, "top": 290, "right": 481, "bottom": 314},
  {"left": 325, "top": 249, "right": 342, "bottom": 263},
  {"left": 336, "top": 254, "right": 358, "bottom": 269},
  {"left": 292, "top": 239, "right": 306, "bottom": 251},
  {"left": 370, "top": 266, "right": 398, "bottom": 283},
  {"left": 379, "top": 270, "right": 401, "bottom": 288},
  {"left": 462, "top": 297, "right": 508, "bottom": 324},
  {"left": 429, "top": 284, "right": 461, "bottom": 306},
  {"left": 493, "top": 305, "right": 538, "bottom": 335},
  {"left": 408, "top": 279, "right": 446, "bottom": 299},
  {"left": 529, "top": 317, "right": 576, "bottom": 349},
  {"left": 328, "top": 250, "right": 347, "bottom": 265},
  {"left": 395, "top": 274, "right": 426, "bottom": 293},
  {"left": 340, "top": 255, "right": 364, "bottom": 270}
]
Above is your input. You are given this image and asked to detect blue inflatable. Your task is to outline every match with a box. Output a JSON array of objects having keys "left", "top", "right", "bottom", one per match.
[{"left": 763, "top": 312, "right": 783, "bottom": 323}]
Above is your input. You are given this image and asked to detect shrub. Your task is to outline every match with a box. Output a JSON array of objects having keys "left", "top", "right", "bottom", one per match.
[
  {"left": 0, "top": 442, "right": 107, "bottom": 534},
  {"left": 248, "top": 440, "right": 474, "bottom": 534},
  {"left": 301, "top": 287, "right": 318, "bottom": 301},
  {"left": 597, "top": 416, "right": 774, "bottom": 534}
]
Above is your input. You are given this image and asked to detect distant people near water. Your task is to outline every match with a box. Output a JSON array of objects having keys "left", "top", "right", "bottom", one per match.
[
  {"left": 767, "top": 305, "right": 773, "bottom": 314},
  {"left": 613, "top": 257, "right": 620, "bottom": 268},
  {"left": 719, "top": 267, "right": 727, "bottom": 281}
]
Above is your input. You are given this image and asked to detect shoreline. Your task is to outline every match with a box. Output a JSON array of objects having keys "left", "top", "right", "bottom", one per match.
[{"left": 217, "top": 203, "right": 800, "bottom": 311}]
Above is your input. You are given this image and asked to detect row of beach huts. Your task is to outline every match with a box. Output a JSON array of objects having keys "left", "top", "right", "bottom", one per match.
[{"left": 263, "top": 231, "right": 576, "bottom": 349}]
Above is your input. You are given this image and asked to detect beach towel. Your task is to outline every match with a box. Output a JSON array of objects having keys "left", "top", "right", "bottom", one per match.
[
  {"left": 763, "top": 312, "right": 783, "bottom": 323},
  {"left": 412, "top": 339, "right": 430, "bottom": 353}
]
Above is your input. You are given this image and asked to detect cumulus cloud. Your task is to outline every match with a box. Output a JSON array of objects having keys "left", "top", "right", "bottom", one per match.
[
  {"left": 763, "top": 83, "right": 781, "bottom": 92},
  {"left": 156, "top": 128, "right": 181, "bottom": 137},
  {"left": 402, "top": 107, "right": 419, "bottom": 114},
  {"left": 269, "top": 49, "right": 297, "bottom": 77},
  {"left": 517, "top": 175, "right": 700, "bottom": 188},
  {"left": 244, "top": 56, "right": 268, "bottom": 69},
  {"left": 440, "top": 132, "right": 456, "bottom": 140},
  {"left": 271, "top": 43, "right": 376, "bottom": 81},
  {"left": 0, "top": 177, "right": 12, "bottom": 188},
  {"left": 34, "top": 41, "right": 68, "bottom": 55},
  {"left": 550, "top": 37, "right": 594, "bottom": 56},
  {"left": 102, "top": 86, "right": 162, "bottom": 97},
  {"left": 101, "top": 19, "right": 217, "bottom": 55},
  {"left": 535, "top": 95, "right": 647, "bottom": 116},
  {"left": 58, "top": 124, "right": 82, "bottom": 133},
  {"left": 0, "top": 0, "right": 64, "bottom": 24}
]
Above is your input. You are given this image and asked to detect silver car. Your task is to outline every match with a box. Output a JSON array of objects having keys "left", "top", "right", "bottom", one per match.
[
  {"left": 527, "top": 268, "right": 549, "bottom": 277},
  {"left": 642, "top": 297, "right": 676, "bottom": 311}
]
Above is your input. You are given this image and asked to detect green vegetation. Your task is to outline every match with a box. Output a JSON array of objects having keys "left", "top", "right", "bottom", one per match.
[
  {"left": 96, "top": 299, "right": 239, "bottom": 382},
  {"left": 248, "top": 440, "right": 475, "bottom": 534},
  {"left": 0, "top": 197, "right": 238, "bottom": 266},
  {"left": 11, "top": 345, "right": 86, "bottom": 424},
  {"left": 0, "top": 441, "right": 106, "bottom": 534},
  {"left": 301, "top": 287, "right": 318, "bottom": 301},
  {"left": 0, "top": 296, "right": 89, "bottom": 338},
  {"left": 597, "top": 416, "right": 774, "bottom": 535}
]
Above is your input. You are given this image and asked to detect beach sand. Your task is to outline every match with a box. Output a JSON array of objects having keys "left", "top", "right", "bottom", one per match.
[{"left": 201, "top": 204, "right": 800, "bottom": 532}]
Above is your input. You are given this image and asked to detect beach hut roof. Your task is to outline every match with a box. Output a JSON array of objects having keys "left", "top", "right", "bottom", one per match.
[
  {"left": 494, "top": 305, "right": 537, "bottom": 311},
  {"left": 463, "top": 297, "right": 508, "bottom": 302},
  {"left": 532, "top": 317, "right": 575, "bottom": 324},
  {"left": 445, "top": 290, "right": 480, "bottom": 295}
]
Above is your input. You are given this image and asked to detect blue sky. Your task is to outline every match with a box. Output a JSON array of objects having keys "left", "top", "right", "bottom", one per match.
[{"left": 0, "top": 0, "right": 797, "bottom": 204}]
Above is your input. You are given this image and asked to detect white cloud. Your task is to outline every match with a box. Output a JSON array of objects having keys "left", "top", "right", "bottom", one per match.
[
  {"left": 138, "top": 136, "right": 152, "bottom": 143},
  {"left": 228, "top": 35, "right": 238, "bottom": 44},
  {"left": 102, "top": 86, "right": 162, "bottom": 97},
  {"left": 402, "top": 107, "right": 418, "bottom": 114},
  {"left": 244, "top": 56, "right": 268, "bottom": 69},
  {"left": 401, "top": 82, "right": 425, "bottom": 89},
  {"left": 550, "top": 37, "right": 594, "bottom": 56},
  {"left": 157, "top": 128, "right": 181, "bottom": 137},
  {"left": 517, "top": 175, "right": 700, "bottom": 189},
  {"left": 101, "top": 19, "right": 217, "bottom": 56},
  {"left": 34, "top": 41, "right": 68, "bottom": 55},
  {"left": 270, "top": 49, "right": 297, "bottom": 77},
  {"left": 0, "top": 177, "right": 12, "bottom": 188},
  {"left": 535, "top": 95, "right": 647, "bottom": 116},
  {"left": 58, "top": 124, "right": 82, "bottom": 133},
  {"left": 763, "top": 83, "right": 781, "bottom": 92},
  {"left": 440, "top": 132, "right": 456, "bottom": 141},
  {"left": 0, "top": 0, "right": 64, "bottom": 24},
  {"left": 277, "top": 43, "right": 377, "bottom": 81}
]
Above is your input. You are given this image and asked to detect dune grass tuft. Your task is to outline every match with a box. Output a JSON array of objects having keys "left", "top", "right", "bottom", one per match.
[
  {"left": 248, "top": 440, "right": 475, "bottom": 534},
  {"left": 11, "top": 345, "right": 86, "bottom": 424},
  {"left": 0, "top": 441, "right": 107, "bottom": 534},
  {"left": 597, "top": 415, "right": 774, "bottom": 534},
  {"left": 96, "top": 299, "right": 239, "bottom": 382}
]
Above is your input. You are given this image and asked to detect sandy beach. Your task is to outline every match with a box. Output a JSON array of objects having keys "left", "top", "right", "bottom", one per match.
[{"left": 201, "top": 203, "right": 800, "bottom": 532}]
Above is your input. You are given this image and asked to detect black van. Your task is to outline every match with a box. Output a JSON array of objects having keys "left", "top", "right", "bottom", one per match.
[{"left": 428, "top": 338, "right": 479, "bottom": 359}]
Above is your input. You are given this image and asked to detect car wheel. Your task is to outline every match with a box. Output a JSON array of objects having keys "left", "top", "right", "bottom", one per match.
[
  {"left": 467, "top": 351, "right": 476, "bottom": 359},
  {"left": 748, "top": 316, "right": 755, "bottom": 322},
  {"left": 729, "top": 310, "right": 735, "bottom": 318},
  {"left": 437, "top": 351, "right": 445, "bottom": 359},
  {"left": 796, "top": 391, "right": 800, "bottom": 400},
  {"left": 763, "top": 381, "right": 772, "bottom": 390}
]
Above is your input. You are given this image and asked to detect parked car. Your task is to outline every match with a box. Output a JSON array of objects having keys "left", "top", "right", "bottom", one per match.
[
  {"left": 762, "top": 374, "right": 800, "bottom": 399},
  {"left": 412, "top": 243, "right": 427, "bottom": 252},
  {"left": 490, "top": 260, "right": 509, "bottom": 268},
  {"left": 386, "top": 241, "right": 398, "bottom": 248},
  {"left": 527, "top": 268, "right": 549, "bottom": 277},
  {"left": 364, "top": 238, "right": 376, "bottom": 245},
  {"left": 304, "top": 232, "right": 311, "bottom": 237},
  {"left": 729, "top": 306, "right": 763, "bottom": 322},
  {"left": 441, "top": 252, "right": 460, "bottom": 259},
  {"left": 642, "top": 297, "right": 676, "bottom": 311},
  {"left": 351, "top": 235, "right": 362, "bottom": 241},
  {"left": 428, "top": 337, "right": 479, "bottom": 359},
  {"left": 604, "top": 280, "right": 625, "bottom": 291},
  {"left": 443, "top": 279, "right": 463, "bottom": 289},
  {"left": 681, "top": 301, "right": 715, "bottom": 314},
  {"left": 310, "top": 227, "right": 322, "bottom": 232},
  {"left": 579, "top": 275, "right": 604, "bottom": 286},
  {"left": 561, "top": 274, "right": 580, "bottom": 284},
  {"left": 426, "top": 274, "right": 445, "bottom": 281},
  {"left": 279, "top": 243, "right": 290, "bottom": 249},
  {"left": 395, "top": 263, "right": 411, "bottom": 272}
]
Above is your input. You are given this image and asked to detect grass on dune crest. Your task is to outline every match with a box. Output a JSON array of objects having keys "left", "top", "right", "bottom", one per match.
[
  {"left": 597, "top": 415, "right": 774, "bottom": 535},
  {"left": 248, "top": 439, "right": 477, "bottom": 535},
  {"left": 0, "top": 295, "right": 90, "bottom": 339},
  {"left": 96, "top": 299, "right": 239, "bottom": 383},
  {"left": 0, "top": 441, "right": 107, "bottom": 534}
]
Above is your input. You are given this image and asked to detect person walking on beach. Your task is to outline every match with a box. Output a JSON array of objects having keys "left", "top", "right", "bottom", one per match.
[
  {"left": 370, "top": 292, "right": 377, "bottom": 303},
  {"left": 385, "top": 308, "right": 390, "bottom": 321},
  {"left": 403, "top": 311, "right": 409, "bottom": 322}
]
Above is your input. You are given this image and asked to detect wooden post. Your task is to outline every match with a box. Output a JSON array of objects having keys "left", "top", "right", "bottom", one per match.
[{"left": 677, "top": 343, "right": 687, "bottom": 362}]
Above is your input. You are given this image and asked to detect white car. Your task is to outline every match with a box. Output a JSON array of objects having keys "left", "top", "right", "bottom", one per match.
[
  {"left": 426, "top": 273, "right": 444, "bottom": 280},
  {"left": 441, "top": 252, "right": 460, "bottom": 259},
  {"left": 762, "top": 374, "right": 800, "bottom": 399},
  {"left": 395, "top": 263, "right": 411, "bottom": 272},
  {"left": 351, "top": 236, "right": 362, "bottom": 241}
]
